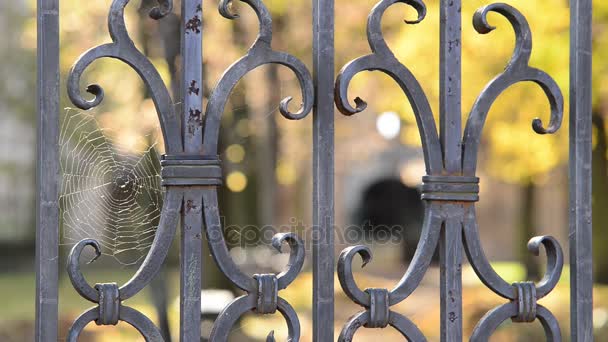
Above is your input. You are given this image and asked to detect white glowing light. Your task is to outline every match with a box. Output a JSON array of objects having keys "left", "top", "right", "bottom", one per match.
[{"left": 376, "top": 111, "right": 401, "bottom": 140}]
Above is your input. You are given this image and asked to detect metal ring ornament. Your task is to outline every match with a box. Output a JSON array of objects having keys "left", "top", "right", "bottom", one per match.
[
  {"left": 202, "top": 0, "right": 314, "bottom": 155},
  {"left": 210, "top": 295, "right": 301, "bottom": 342},
  {"left": 338, "top": 310, "right": 427, "bottom": 342},
  {"left": 470, "top": 303, "right": 561, "bottom": 341},
  {"left": 67, "top": 306, "right": 164, "bottom": 342}
]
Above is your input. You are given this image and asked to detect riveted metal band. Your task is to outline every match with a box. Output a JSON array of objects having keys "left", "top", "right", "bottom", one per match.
[
  {"left": 161, "top": 155, "right": 222, "bottom": 186},
  {"left": 95, "top": 283, "right": 120, "bottom": 326},
  {"left": 365, "top": 288, "right": 390, "bottom": 328},
  {"left": 421, "top": 175, "right": 480, "bottom": 202},
  {"left": 512, "top": 282, "right": 537, "bottom": 323},
  {"left": 254, "top": 274, "right": 278, "bottom": 314}
]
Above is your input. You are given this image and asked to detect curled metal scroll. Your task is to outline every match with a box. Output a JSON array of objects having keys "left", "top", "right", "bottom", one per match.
[
  {"left": 65, "top": 189, "right": 181, "bottom": 340},
  {"left": 462, "top": 3, "right": 564, "bottom": 175},
  {"left": 338, "top": 310, "right": 426, "bottom": 342},
  {"left": 202, "top": 0, "right": 314, "bottom": 155},
  {"left": 335, "top": 1, "right": 442, "bottom": 339},
  {"left": 463, "top": 206, "right": 563, "bottom": 301},
  {"left": 335, "top": 1, "right": 566, "bottom": 340},
  {"left": 338, "top": 206, "right": 442, "bottom": 307},
  {"left": 200, "top": 1, "right": 311, "bottom": 340},
  {"left": 67, "top": 0, "right": 182, "bottom": 154},
  {"left": 203, "top": 190, "right": 305, "bottom": 341},
  {"left": 334, "top": 0, "right": 442, "bottom": 175},
  {"left": 65, "top": 1, "right": 180, "bottom": 340},
  {"left": 460, "top": 4, "right": 565, "bottom": 340}
]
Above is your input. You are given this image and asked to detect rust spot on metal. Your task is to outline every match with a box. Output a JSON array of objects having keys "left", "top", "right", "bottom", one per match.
[
  {"left": 448, "top": 312, "right": 457, "bottom": 323},
  {"left": 186, "top": 15, "right": 202, "bottom": 34},
  {"left": 196, "top": 4, "right": 202, "bottom": 12},
  {"left": 187, "top": 108, "right": 202, "bottom": 134},
  {"left": 188, "top": 80, "right": 200, "bottom": 96},
  {"left": 186, "top": 199, "right": 198, "bottom": 213}
]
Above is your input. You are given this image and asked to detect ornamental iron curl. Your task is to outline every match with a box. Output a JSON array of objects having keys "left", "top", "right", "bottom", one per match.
[
  {"left": 66, "top": 0, "right": 182, "bottom": 337},
  {"left": 335, "top": 1, "right": 564, "bottom": 340},
  {"left": 66, "top": 0, "right": 310, "bottom": 340},
  {"left": 203, "top": 0, "right": 314, "bottom": 155},
  {"left": 205, "top": 0, "right": 311, "bottom": 338}
]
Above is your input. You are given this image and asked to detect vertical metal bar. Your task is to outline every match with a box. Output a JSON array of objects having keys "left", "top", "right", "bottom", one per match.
[
  {"left": 439, "top": 215, "right": 463, "bottom": 342},
  {"left": 569, "top": 0, "right": 593, "bottom": 340},
  {"left": 439, "top": 0, "right": 463, "bottom": 341},
  {"left": 440, "top": 0, "right": 462, "bottom": 172},
  {"left": 36, "top": 0, "right": 60, "bottom": 340},
  {"left": 180, "top": 0, "right": 203, "bottom": 340},
  {"left": 312, "top": 0, "right": 335, "bottom": 340}
]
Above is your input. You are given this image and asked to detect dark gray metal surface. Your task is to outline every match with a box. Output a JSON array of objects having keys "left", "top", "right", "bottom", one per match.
[
  {"left": 439, "top": 0, "right": 464, "bottom": 339},
  {"left": 179, "top": 0, "right": 204, "bottom": 340},
  {"left": 312, "top": 0, "right": 336, "bottom": 340},
  {"left": 569, "top": 0, "right": 594, "bottom": 340},
  {"left": 36, "top": 0, "right": 593, "bottom": 340},
  {"left": 36, "top": 0, "right": 60, "bottom": 340}
]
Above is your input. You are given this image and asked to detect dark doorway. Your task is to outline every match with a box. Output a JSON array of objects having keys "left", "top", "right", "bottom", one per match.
[{"left": 355, "top": 178, "right": 436, "bottom": 263}]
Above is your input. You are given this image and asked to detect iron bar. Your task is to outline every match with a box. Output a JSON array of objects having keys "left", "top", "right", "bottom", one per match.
[
  {"left": 439, "top": 0, "right": 463, "bottom": 340},
  {"left": 312, "top": 0, "right": 336, "bottom": 340},
  {"left": 439, "top": 214, "right": 463, "bottom": 341},
  {"left": 180, "top": 0, "right": 204, "bottom": 340},
  {"left": 569, "top": 0, "right": 594, "bottom": 340},
  {"left": 36, "top": 0, "right": 60, "bottom": 340}
]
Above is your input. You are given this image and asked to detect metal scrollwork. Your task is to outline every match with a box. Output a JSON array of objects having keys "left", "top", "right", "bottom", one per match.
[
  {"left": 335, "top": 0, "right": 442, "bottom": 175},
  {"left": 67, "top": 0, "right": 182, "bottom": 154},
  {"left": 66, "top": 0, "right": 181, "bottom": 340},
  {"left": 66, "top": 240, "right": 166, "bottom": 340},
  {"left": 203, "top": 0, "right": 312, "bottom": 340},
  {"left": 202, "top": 0, "right": 314, "bottom": 155},
  {"left": 462, "top": 3, "right": 564, "bottom": 175},
  {"left": 66, "top": 0, "right": 311, "bottom": 339},
  {"left": 208, "top": 233, "right": 305, "bottom": 342},
  {"left": 335, "top": 1, "right": 442, "bottom": 339},
  {"left": 462, "top": 4, "right": 565, "bottom": 340},
  {"left": 336, "top": 1, "right": 565, "bottom": 341}
]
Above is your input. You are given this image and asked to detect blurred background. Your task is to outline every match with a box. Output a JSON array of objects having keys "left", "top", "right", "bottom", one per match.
[{"left": 1, "top": 0, "right": 608, "bottom": 340}]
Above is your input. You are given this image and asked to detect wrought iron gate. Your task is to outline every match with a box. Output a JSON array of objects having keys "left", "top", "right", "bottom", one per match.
[{"left": 35, "top": 0, "right": 593, "bottom": 341}]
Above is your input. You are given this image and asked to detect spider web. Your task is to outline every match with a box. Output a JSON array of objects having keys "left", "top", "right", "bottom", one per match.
[{"left": 59, "top": 110, "right": 163, "bottom": 266}]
